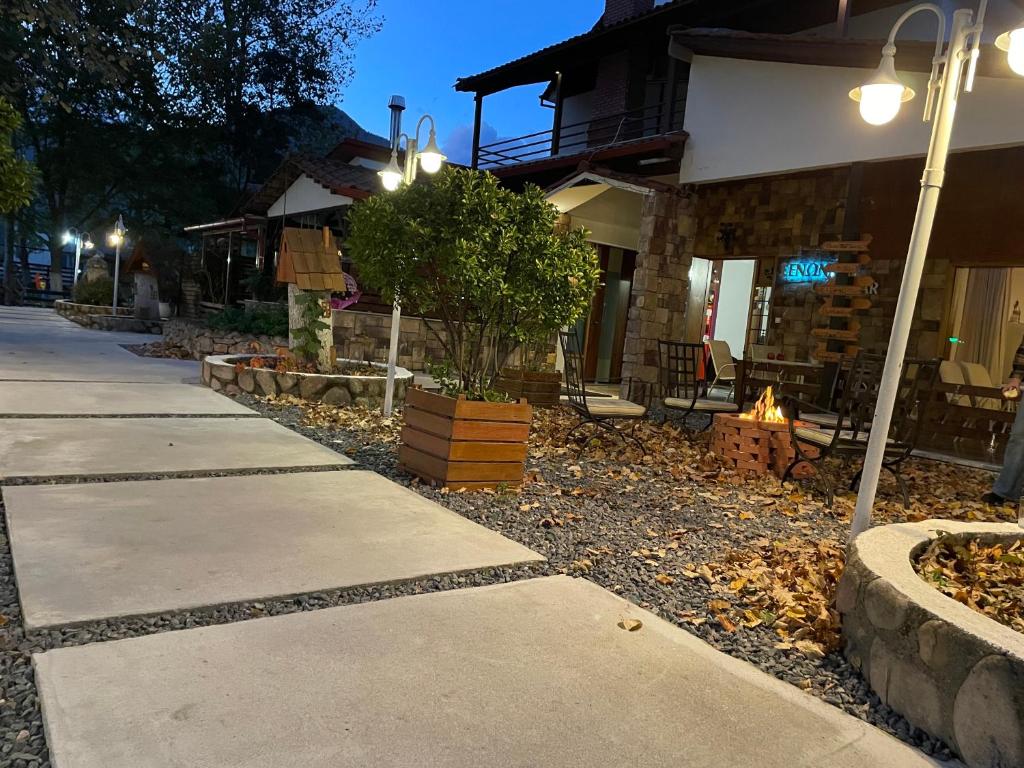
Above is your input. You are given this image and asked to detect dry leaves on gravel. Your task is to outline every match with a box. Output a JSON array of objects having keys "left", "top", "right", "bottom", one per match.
[
  {"left": 704, "top": 537, "right": 846, "bottom": 657},
  {"left": 914, "top": 535, "right": 1024, "bottom": 634},
  {"left": 263, "top": 394, "right": 402, "bottom": 443}
]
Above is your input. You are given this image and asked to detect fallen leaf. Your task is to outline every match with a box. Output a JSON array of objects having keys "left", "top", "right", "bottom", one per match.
[{"left": 618, "top": 618, "right": 643, "bottom": 632}]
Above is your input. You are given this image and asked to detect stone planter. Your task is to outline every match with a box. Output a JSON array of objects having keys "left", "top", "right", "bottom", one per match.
[
  {"left": 838, "top": 519, "right": 1024, "bottom": 768},
  {"left": 55, "top": 300, "right": 162, "bottom": 334},
  {"left": 163, "top": 318, "right": 287, "bottom": 360},
  {"left": 494, "top": 368, "right": 562, "bottom": 406},
  {"left": 398, "top": 388, "right": 532, "bottom": 490},
  {"left": 201, "top": 354, "right": 413, "bottom": 408}
]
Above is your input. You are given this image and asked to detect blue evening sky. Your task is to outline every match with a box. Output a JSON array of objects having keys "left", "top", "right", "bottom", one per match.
[{"left": 338, "top": 0, "right": 603, "bottom": 164}]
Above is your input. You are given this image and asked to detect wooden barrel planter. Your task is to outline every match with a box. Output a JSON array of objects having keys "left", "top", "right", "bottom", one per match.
[
  {"left": 399, "top": 388, "right": 532, "bottom": 490},
  {"left": 494, "top": 368, "right": 562, "bottom": 406}
]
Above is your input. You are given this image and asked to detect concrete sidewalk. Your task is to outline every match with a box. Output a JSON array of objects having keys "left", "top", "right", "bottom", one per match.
[
  {"left": 34, "top": 577, "right": 941, "bottom": 768},
  {"left": 0, "top": 381, "right": 254, "bottom": 415}
]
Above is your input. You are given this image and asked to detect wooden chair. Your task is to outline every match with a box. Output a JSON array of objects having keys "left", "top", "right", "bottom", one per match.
[
  {"left": 658, "top": 340, "right": 739, "bottom": 429},
  {"left": 782, "top": 353, "right": 939, "bottom": 507},
  {"left": 558, "top": 331, "right": 647, "bottom": 455}
]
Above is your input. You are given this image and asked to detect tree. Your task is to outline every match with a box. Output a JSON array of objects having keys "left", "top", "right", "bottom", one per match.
[
  {"left": 155, "top": 0, "right": 381, "bottom": 195},
  {"left": 347, "top": 167, "right": 600, "bottom": 397},
  {"left": 0, "top": 98, "right": 33, "bottom": 214}
]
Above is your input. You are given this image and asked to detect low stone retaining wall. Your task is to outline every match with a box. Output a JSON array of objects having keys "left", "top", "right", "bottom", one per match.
[
  {"left": 163, "top": 318, "right": 287, "bottom": 359},
  {"left": 202, "top": 354, "right": 413, "bottom": 408},
  {"left": 55, "top": 300, "right": 162, "bottom": 334},
  {"left": 838, "top": 519, "right": 1024, "bottom": 768}
]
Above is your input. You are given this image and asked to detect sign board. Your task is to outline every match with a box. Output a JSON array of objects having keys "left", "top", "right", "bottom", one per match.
[{"left": 779, "top": 255, "right": 830, "bottom": 284}]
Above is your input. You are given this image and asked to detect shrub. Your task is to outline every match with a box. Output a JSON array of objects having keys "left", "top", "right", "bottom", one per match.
[
  {"left": 347, "top": 167, "right": 598, "bottom": 398},
  {"left": 206, "top": 306, "right": 289, "bottom": 337},
  {"left": 72, "top": 277, "right": 114, "bottom": 306}
]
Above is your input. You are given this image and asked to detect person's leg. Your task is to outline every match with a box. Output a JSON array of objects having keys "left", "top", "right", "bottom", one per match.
[{"left": 993, "top": 406, "right": 1024, "bottom": 500}]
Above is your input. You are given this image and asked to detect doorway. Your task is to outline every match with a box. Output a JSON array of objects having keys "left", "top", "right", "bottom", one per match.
[
  {"left": 687, "top": 257, "right": 758, "bottom": 359},
  {"left": 947, "top": 266, "right": 1024, "bottom": 383},
  {"left": 579, "top": 245, "right": 636, "bottom": 383}
]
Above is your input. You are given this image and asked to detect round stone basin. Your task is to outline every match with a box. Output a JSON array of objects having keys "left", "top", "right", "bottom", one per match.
[
  {"left": 838, "top": 519, "right": 1024, "bottom": 768},
  {"left": 201, "top": 354, "right": 413, "bottom": 408}
]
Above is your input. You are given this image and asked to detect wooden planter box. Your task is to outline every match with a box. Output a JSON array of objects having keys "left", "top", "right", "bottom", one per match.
[
  {"left": 399, "top": 388, "right": 532, "bottom": 490},
  {"left": 494, "top": 368, "right": 562, "bottom": 407}
]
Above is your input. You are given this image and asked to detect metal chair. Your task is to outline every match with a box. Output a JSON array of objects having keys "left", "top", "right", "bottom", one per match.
[
  {"left": 706, "top": 338, "right": 738, "bottom": 397},
  {"left": 782, "top": 353, "right": 939, "bottom": 507},
  {"left": 558, "top": 331, "right": 647, "bottom": 456},
  {"left": 658, "top": 340, "right": 739, "bottom": 429}
]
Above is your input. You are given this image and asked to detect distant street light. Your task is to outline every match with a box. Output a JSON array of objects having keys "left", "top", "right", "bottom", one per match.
[
  {"left": 378, "top": 112, "right": 447, "bottom": 417},
  {"left": 108, "top": 214, "right": 126, "bottom": 313},
  {"left": 63, "top": 228, "right": 94, "bottom": 286},
  {"left": 846, "top": 0, "right": 1024, "bottom": 539}
]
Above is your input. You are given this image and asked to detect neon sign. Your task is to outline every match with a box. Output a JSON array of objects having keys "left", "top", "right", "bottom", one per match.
[{"left": 779, "top": 257, "right": 830, "bottom": 284}]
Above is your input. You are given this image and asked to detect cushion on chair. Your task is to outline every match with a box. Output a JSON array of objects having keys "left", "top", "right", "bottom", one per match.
[
  {"left": 664, "top": 397, "right": 739, "bottom": 413},
  {"left": 794, "top": 426, "right": 892, "bottom": 447},
  {"left": 586, "top": 399, "right": 647, "bottom": 418}
]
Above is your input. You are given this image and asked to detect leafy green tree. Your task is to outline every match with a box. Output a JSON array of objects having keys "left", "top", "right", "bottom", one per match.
[
  {"left": 0, "top": 98, "right": 33, "bottom": 213},
  {"left": 347, "top": 167, "right": 599, "bottom": 398},
  {"left": 155, "top": 0, "right": 382, "bottom": 194}
]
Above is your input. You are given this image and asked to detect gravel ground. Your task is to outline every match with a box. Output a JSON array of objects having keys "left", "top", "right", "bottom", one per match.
[
  {"left": 235, "top": 392, "right": 1021, "bottom": 762},
  {"left": 0, "top": 390, "right": 1008, "bottom": 765}
]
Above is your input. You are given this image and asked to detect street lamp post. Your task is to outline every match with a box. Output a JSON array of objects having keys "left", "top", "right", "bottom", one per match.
[
  {"left": 108, "top": 214, "right": 126, "bottom": 313},
  {"left": 848, "top": 1, "right": 1024, "bottom": 539},
  {"left": 378, "top": 112, "right": 446, "bottom": 417},
  {"left": 62, "top": 228, "right": 95, "bottom": 286}
]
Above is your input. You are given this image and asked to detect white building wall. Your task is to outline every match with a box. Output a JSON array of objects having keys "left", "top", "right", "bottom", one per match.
[
  {"left": 267, "top": 174, "right": 353, "bottom": 217},
  {"left": 806, "top": 0, "right": 1023, "bottom": 44},
  {"left": 679, "top": 55, "right": 1024, "bottom": 184}
]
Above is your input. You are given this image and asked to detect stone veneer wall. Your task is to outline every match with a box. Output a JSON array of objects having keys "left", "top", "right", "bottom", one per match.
[
  {"left": 55, "top": 300, "right": 162, "bottom": 334},
  {"left": 620, "top": 189, "right": 693, "bottom": 393},
  {"left": 839, "top": 520, "right": 1024, "bottom": 768},
  {"left": 163, "top": 318, "right": 287, "bottom": 359},
  {"left": 689, "top": 167, "right": 950, "bottom": 361}
]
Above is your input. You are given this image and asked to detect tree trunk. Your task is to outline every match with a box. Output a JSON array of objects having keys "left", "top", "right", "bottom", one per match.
[
  {"left": 48, "top": 235, "right": 64, "bottom": 295},
  {"left": 287, "top": 284, "right": 335, "bottom": 373}
]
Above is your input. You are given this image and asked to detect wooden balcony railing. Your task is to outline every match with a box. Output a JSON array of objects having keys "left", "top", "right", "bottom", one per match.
[{"left": 475, "top": 96, "right": 686, "bottom": 169}]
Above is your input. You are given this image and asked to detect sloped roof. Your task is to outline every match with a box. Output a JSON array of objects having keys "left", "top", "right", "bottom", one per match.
[
  {"left": 276, "top": 227, "right": 347, "bottom": 292},
  {"left": 244, "top": 155, "right": 378, "bottom": 215}
]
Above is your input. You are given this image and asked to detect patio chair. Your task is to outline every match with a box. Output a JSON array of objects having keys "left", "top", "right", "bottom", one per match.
[
  {"left": 658, "top": 340, "right": 739, "bottom": 429},
  {"left": 781, "top": 353, "right": 939, "bottom": 507},
  {"left": 558, "top": 331, "right": 647, "bottom": 455},
  {"left": 706, "top": 339, "right": 738, "bottom": 397}
]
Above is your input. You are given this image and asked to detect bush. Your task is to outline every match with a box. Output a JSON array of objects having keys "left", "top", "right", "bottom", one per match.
[
  {"left": 72, "top": 277, "right": 114, "bottom": 306},
  {"left": 206, "top": 306, "right": 288, "bottom": 337},
  {"left": 347, "top": 167, "right": 598, "bottom": 397}
]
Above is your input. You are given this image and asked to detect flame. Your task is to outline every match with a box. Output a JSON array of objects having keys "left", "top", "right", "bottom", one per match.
[{"left": 741, "top": 386, "right": 786, "bottom": 423}]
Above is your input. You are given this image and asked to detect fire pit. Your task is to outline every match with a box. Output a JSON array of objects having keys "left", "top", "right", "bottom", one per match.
[{"left": 711, "top": 387, "right": 818, "bottom": 478}]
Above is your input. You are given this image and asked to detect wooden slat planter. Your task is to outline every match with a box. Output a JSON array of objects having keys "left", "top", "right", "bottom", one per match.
[
  {"left": 399, "top": 388, "right": 532, "bottom": 490},
  {"left": 494, "top": 368, "right": 562, "bottom": 406}
]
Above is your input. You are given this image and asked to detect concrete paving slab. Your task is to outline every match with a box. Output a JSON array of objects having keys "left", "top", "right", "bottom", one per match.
[
  {"left": 0, "top": 306, "right": 198, "bottom": 382},
  {"left": 5, "top": 471, "right": 543, "bottom": 628},
  {"left": 33, "top": 576, "right": 938, "bottom": 768},
  {"left": 0, "top": 381, "right": 253, "bottom": 415},
  {"left": 0, "top": 417, "right": 350, "bottom": 480}
]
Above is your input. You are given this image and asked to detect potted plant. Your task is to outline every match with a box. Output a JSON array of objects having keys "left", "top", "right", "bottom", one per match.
[{"left": 347, "top": 167, "right": 597, "bottom": 488}]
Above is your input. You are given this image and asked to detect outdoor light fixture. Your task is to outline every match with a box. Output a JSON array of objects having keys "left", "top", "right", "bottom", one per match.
[
  {"left": 109, "top": 214, "right": 126, "bottom": 311},
  {"left": 849, "top": 47, "right": 915, "bottom": 125},
  {"left": 845, "top": 0, "right": 1024, "bottom": 540},
  {"left": 63, "top": 228, "right": 94, "bottom": 285},
  {"left": 996, "top": 26, "right": 1024, "bottom": 76},
  {"left": 378, "top": 105, "right": 447, "bottom": 418}
]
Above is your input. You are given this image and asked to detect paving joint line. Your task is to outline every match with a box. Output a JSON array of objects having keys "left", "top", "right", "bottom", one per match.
[{"left": 0, "top": 463, "right": 360, "bottom": 486}]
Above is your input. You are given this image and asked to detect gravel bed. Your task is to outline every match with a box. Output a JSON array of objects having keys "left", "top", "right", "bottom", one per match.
[{"left": 236, "top": 393, "right": 988, "bottom": 761}]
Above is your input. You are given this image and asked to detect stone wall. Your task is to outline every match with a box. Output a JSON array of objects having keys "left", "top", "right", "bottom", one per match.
[
  {"left": 201, "top": 354, "right": 413, "bottom": 408},
  {"left": 620, "top": 188, "right": 693, "bottom": 392},
  {"left": 839, "top": 520, "right": 1024, "bottom": 768},
  {"left": 163, "top": 318, "right": 287, "bottom": 359},
  {"left": 55, "top": 300, "right": 162, "bottom": 334}
]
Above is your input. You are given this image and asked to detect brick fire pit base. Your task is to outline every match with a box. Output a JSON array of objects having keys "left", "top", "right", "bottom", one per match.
[{"left": 712, "top": 413, "right": 819, "bottom": 478}]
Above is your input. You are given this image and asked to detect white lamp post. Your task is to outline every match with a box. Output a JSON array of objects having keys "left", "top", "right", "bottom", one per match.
[
  {"left": 848, "top": 1, "right": 1024, "bottom": 539},
  {"left": 378, "top": 113, "right": 447, "bottom": 417},
  {"left": 62, "top": 228, "right": 94, "bottom": 286},
  {"left": 108, "top": 214, "right": 126, "bottom": 313}
]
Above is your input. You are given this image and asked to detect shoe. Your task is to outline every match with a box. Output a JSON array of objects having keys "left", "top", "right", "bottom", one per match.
[{"left": 981, "top": 491, "right": 1011, "bottom": 506}]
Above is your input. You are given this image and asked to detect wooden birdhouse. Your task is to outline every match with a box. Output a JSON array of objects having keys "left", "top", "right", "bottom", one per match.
[{"left": 276, "top": 226, "right": 346, "bottom": 291}]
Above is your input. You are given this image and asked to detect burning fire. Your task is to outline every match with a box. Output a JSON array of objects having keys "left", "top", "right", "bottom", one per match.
[{"left": 741, "top": 386, "right": 786, "bottom": 423}]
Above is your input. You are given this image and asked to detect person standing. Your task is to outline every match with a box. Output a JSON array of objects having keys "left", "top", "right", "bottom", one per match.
[{"left": 983, "top": 344, "right": 1024, "bottom": 505}]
